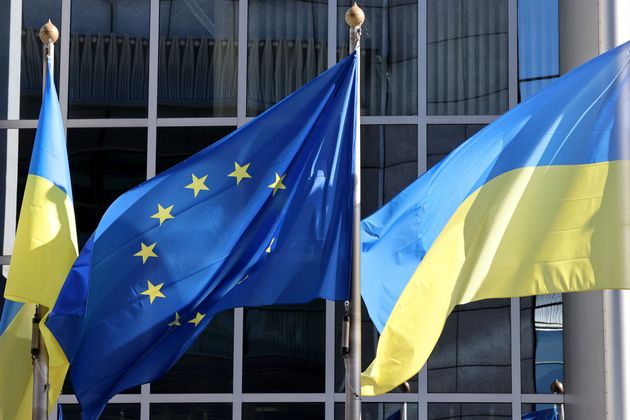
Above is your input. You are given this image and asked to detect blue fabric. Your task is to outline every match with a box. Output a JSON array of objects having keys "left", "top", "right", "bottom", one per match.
[
  {"left": 28, "top": 58, "right": 73, "bottom": 200},
  {"left": 362, "top": 41, "right": 630, "bottom": 332},
  {"left": 0, "top": 300, "right": 24, "bottom": 336},
  {"left": 47, "top": 53, "right": 357, "bottom": 419},
  {"left": 522, "top": 407, "right": 559, "bottom": 420}
]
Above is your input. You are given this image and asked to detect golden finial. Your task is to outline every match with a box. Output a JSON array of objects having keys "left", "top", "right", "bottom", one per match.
[
  {"left": 39, "top": 19, "right": 59, "bottom": 44},
  {"left": 345, "top": 3, "right": 365, "bottom": 28}
]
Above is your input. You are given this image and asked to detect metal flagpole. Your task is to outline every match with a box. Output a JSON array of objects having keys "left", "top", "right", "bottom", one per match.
[
  {"left": 32, "top": 19, "right": 59, "bottom": 420},
  {"left": 344, "top": 3, "right": 365, "bottom": 420}
]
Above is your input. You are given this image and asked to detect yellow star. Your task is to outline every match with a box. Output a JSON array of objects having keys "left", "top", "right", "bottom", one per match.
[
  {"left": 151, "top": 204, "right": 174, "bottom": 225},
  {"left": 188, "top": 312, "right": 206, "bottom": 327},
  {"left": 141, "top": 280, "right": 165, "bottom": 304},
  {"left": 134, "top": 242, "right": 158, "bottom": 264},
  {"left": 268, "top": 172, "right": 287, "bottom": 196},
  {"left": 185, "top": 174, "right": 209, "bottom": 197},
  {"left": 265, "top": 237, "right": 276, "bottom": 254},
  {"left": 228, "top": 162, "right": 253, "bottom": 185},
  {"left": 168, "top": 312, "right": 181, "bottom": 327}
]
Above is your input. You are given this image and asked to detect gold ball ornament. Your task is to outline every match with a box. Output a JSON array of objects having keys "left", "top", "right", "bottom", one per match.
[
  {"left": 39, "top": 19, "right": 59, "bottom": 44},
  {"left": 345, "top": 3, "right": 365, "bottom": 28}
]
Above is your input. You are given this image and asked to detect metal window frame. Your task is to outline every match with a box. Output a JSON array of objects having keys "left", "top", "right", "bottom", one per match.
[{"left": 0, "top": 1, "right": 565, "bottom": 419}]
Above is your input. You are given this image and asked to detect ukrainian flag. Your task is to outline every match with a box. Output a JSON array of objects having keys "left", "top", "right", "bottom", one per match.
[
  {"left": 0, "top": 57, "right": 77, "bottom": 418},
  {"left": 361, "top": 42, "right": 630, "bottom": 395}
]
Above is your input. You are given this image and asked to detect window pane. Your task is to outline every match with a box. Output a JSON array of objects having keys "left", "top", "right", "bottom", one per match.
[
  {"left": 152, "top": 310, "right": 234, "bottom": 393},
  {"left": 428, "top": 299, "right": 511, "bottom": 393},
  {"left": 337, "top": 0, "right": 418, "bottom": 116},
  {"left": 247, "top": 0, "right": 328, "bottom": 116},
  {"left": 518, "top": 0, "right": 559, "bottom": 101},
  {"left": 361, "top": 125, "right": 418, "bottom": 217},
  {"left": 428, "top": 403, "right": 511, "bottom": 419},
  {"left": 522, "top": 403, "right": 559, "bottom": 419},
  {"left": 427, "top": 0, "right": 509, "bottom": 115},
  {"left": 156, "top": 126, "right": 236, "bottom": 174},
  {"left": 60, "top": 404, "right": 140, "bottom": 420},
  {"left": 521, "top": 295, "right": 563, "bottom": 394},
  {"left": 243, "top": 300, "right": 325, "bottom": 393},
  {"left": 427, "top": 124, "right": 486, "bottom": 170},
  {"left": 21, "top": 0, "right": 62, "bottom": 119},
  {"left": 68, "top": 128, "right": 147, "bottom": 246},
  {"left": 0, "top": 7, "right": 9, "bottom": 119},
  {"left": 151, "top": 403, "right": 231, "bottom": 419},
  {"left": 243, "top": 403, "right": 324, "bottom": 420},
  {"left": 68, "top": 0, "right": 150, "bottom": 118},
  {"left": 158, "top": 0, "right": 238, "bottom": 117},
  {"left": 334, "top": 402, "right": 418, "bottom": 420}
]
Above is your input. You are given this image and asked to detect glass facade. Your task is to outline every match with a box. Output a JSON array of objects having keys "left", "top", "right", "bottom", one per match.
[{"left": 0, "top": 0, "right": 564, "bottom": 418}]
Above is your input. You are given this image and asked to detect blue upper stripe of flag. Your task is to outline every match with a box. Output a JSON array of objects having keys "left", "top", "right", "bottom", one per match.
[{"left": 28, "top": 58, "right": 73, "bottom": 200}]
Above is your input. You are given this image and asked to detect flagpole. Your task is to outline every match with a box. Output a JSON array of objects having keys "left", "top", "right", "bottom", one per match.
[
  {"left": 32, "top": 20, "right": 58, "bottom": 420},
  {"left": 345, "top": 3, "right": 365, "bottom": 420}
]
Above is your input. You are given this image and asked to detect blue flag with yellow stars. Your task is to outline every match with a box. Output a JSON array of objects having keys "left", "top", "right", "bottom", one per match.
[{"left": 47, "top": 53, "right": 357, "bottom": 419}]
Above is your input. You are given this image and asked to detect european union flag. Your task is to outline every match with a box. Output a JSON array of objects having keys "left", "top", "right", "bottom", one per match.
[
  {"left": 47, "top": 53, "right": 357, "bottom": 418},
  {"left": 522, "top": 407, "right": 559, "bottom": 420}
]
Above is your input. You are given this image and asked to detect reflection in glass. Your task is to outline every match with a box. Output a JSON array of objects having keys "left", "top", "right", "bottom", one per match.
[
  {"left": 428, "top": 403, "right": 511, "bottom": 419},
  {"left": 60, "top": 404, "right": 140, "bottom": 420},
  {"left": 334, "top": 300, "right": 418, "bottom": 393},
  {"left": 428, "top": 299, "right": 511, "bottom": 393},
  {"left": 522, "top": 403, "right": 559, "bottom": 420},
  {"left": 243, "top": 300, "right": 325, "bottom": 393},
  {"left": 156, "top": 126, "right": 236, "bottom": 174},
  {"left": 518, "top": 0, "right": 559, "bottom": 101},
  {"left": 243, "top": 403, "right": 324, "bottom": 420},
  {"left": 68, "top": 128, "right": 147, "bottom": 246},
  {"left": 427, "top": 0, "right": 509, "bottom": 115},
  {"left": 158, "top": 0, "right": 238, "bottom": 117},
  {"left": 334, "top": 402, "right": 418, "bottom": 420},
  {"left": 21, "top": 0, "right": 62, "bottom": 118},
  {"left": 68, "top": 0, "right": 150, "bottom": 118},
  {"left": 427, "top": 124, "right": 486, "bottom": 169},
  {"left": 338, "top": 0, "right": 418, "bottom": 116},
  {"left": 152, "top": 310, "right": 234, "bottom": 393},
  {"left": 151, "top": 403, "right": 231, "bottom": 419},
  {"left": 361, "top": 125, "right": 418, "bottom": 217},
  {"left": 247, "top": 0, "right": 328, "bottom": 116},
  {"left": 521, "top": 295, "right": 563, "bottom": 394}
]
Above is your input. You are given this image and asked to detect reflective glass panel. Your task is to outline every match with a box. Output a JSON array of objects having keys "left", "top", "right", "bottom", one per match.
[
  {"left": 68, "top": 0, "right": 150, "bottom": 118},
  {"left": 243, "top": 300, "right": 325, "bottom": 393},
  {"left": 518, "top": 0, "right": 559, "bottom": 101},
  {"left": 21, "top": 0, "right": 62, "bottom": 119},
  {"left": 247, "top": 0, "right": 328, "bottom": 116},
  {"left": 521, "top": 295, "right": 563, "bottom": 394},
  {"left": 60, "top": 404, "right": 140, "bottom": 420},
  {"left": 0, "top": 129, "right": 7, "bottom": 242},
  {"left": 522, "top": 403, "right": 559, "bottom": 419},
  {"left": 334, "top": 402, "right": 418, "bottom": 420},
  {"left": 337, "top": 0, "right": 418, "bottom": 116},
  {"left": 0, "top": 8, "right": 9, "bottom": 119},
  {"left": 152, "top": 310, "right": 234, "bottom": 393},
  {"left": 428, "top": 299, "right": 511, "bottom": 393},
  {"left": 427, "top": 124, "right": 486, "bottom": 170},
  {"left": 361, "top": 125, "right": 418, "bottom": 217},
  {"left": 68, "top": 128, "right": 147, "bottom": 246},
  {"left": 158, "top": 0, "right": 238, "bottom": 117},
  {"left": 243, "top": 403, "right": 324, "bottom": 420},
  {"left": 151, "top": 403, "right": 231, "bottom": 419},
  {"left": 428, "top": 403, "right": 511, "bottom": 419},
  {"left": 427, "top": 0, "right": 509, "bottom": 115},
  {"left": 156, "top": 126, "right": 236, "bottom": 174}
]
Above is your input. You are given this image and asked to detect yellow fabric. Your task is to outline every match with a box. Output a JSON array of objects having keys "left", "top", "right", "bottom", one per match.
[
  {"left": 2, "top": 175, "right": 78, "bottom": 414},
  {"left": 361, "top": 161, "right": 630, "bottom": 395},
  {"left": 5, "top": 175, "right": 78, "bottom": 307},
  {"left": 0, "top": 304, "right": 35, "bottom": 420}
]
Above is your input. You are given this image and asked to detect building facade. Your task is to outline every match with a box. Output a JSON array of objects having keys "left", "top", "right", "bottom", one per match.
[{"left": 0, "top": 0, "right": 566, "bottom": 419}]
